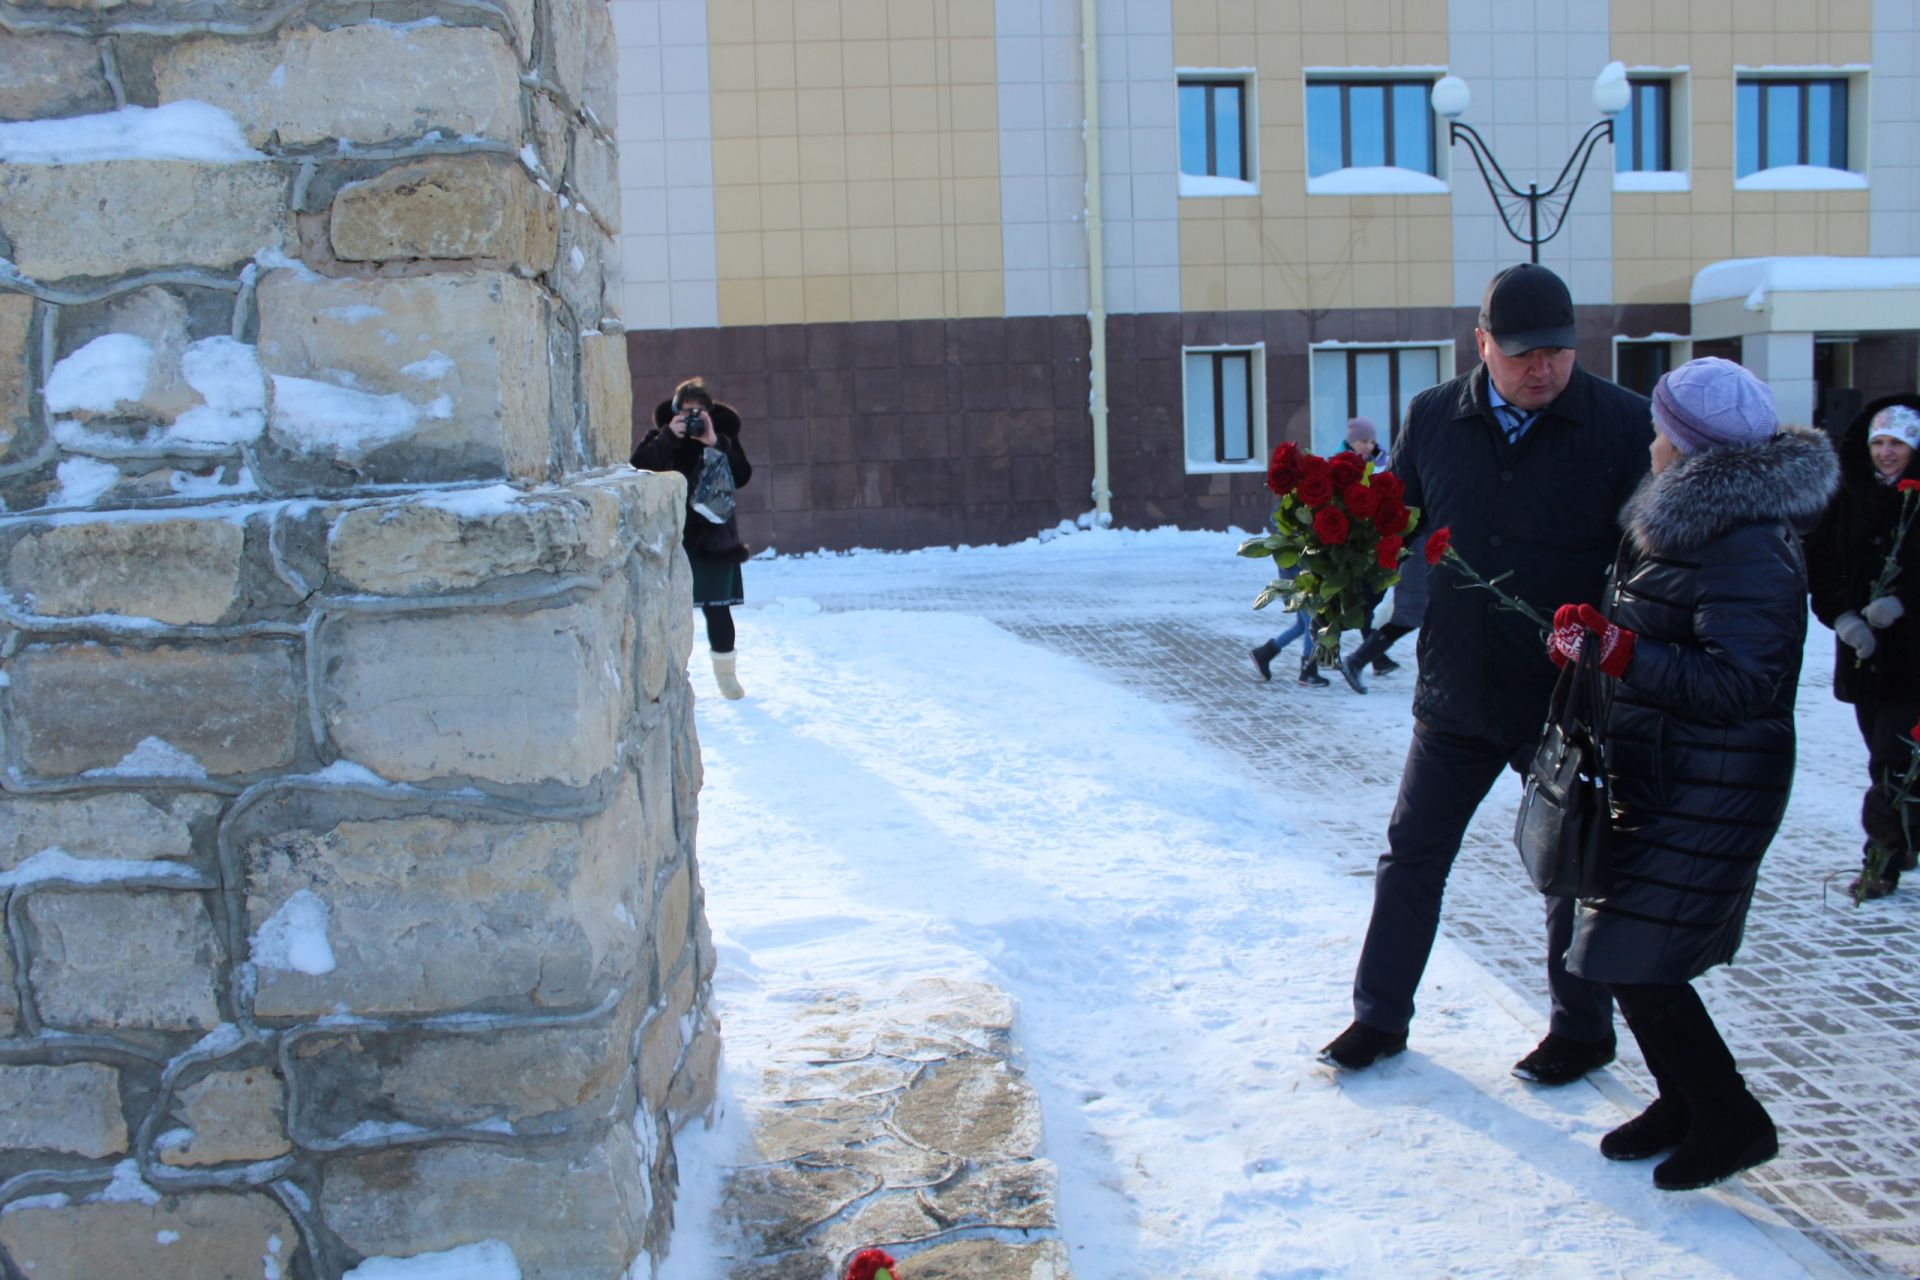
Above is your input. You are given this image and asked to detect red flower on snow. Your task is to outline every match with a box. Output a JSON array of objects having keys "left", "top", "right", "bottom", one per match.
[
  {"left": 1313, "top": 505, "right": 1351, "bottom": 545},
  {"left": 847, "top": 1248, "right": 898, "bottom": 1280},
  {"left": 1376, "top": 534, "right": 1404, "bottom": 570},
  {"left": 1425, "top": 525, "right": 1453, "bottom": 565},
  {"left": 1342, "top": 482, "right": 1381, "bottom": 519},
  {"left": 1267, "top": 441, "right": 1304, "bottom": 496},
  {"left": 1329, "top": 451, "right": 1365, "bottom": 489}
]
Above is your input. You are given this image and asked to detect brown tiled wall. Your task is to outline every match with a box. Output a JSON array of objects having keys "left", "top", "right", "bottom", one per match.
[
  {"left": 627, "top": 317, "right": 1093, "bottom": 552},
  {"left": 628, "top": 305, "right": 1686, "bottom": 551}
]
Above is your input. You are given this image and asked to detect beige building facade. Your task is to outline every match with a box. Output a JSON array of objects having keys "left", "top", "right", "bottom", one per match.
[{"left": 616, "top": 0, "right": 1920, "bottom": 550}]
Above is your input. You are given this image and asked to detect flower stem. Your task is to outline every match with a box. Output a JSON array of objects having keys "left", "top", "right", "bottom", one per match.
[{"left": 1440, "top": 548, "right": 1551, "bottom": 632}]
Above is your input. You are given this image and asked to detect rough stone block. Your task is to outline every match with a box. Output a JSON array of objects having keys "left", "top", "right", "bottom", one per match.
[
  {"left": 242, "top": 783, "right": 644, "bottom": 1018},
  {"left": 158, "top": 1066, "right": 290, "bottom": 1166},
  {"left": 321, "top": 1127, "right": 648, "bottom": 1278},
  {"left": 0, "top": 944, "right": 14, "bottom": 1032},
  {"left": 4, "top": 640, "right": 300, "bottom": 779},
  {"left": 0, "top": 792, "right": 218, "bottom": 869},
  {"left": 0, "top": 162, "right": 293, "bottom": 281},
  {"left": 4, "top": 517, "right": 246, "bottom": 625},
  {"left": 654, "top": 860, "right": 691, "bottom": 982},
  {"left": 906, "top": 1239, "right": 1072, "bottom": 1279},
  {"left": 254, "top": 270, "right": 551, "bottom": 484},
  {"left": 0, "top": 1191, "right": 296, "bottom": 1280},
  {"left": 25, "top": 889, "right": 223, "bottom": 1031},
  {"left": 318, "top": 592, "right": 627, "bottom": 787},
  {"left": 0, "top": 33, "right": 113, "bottom": 122},
  {"left": 153, "top": 25, "right": 520, "bottom": 149},
  {"left": 0, "top": 291, "right": 33, "bottom": 461},
  {"left": 330, "top": 155, "right": 558, "bottom": 272},
  {"left": 554, "top": 204, "right": 609, "bottom": 329},
  {"left": 580, "top": 331, "right": 634, "bottom": 469},
  {"left": 287, "top": 993, "right": 641, "bottom": 1140},
  {"left": 891, "top": 1056, "right": 1043, "bottom": 1161},
  {"left": 568, "top": 127, "right": 620, "bottom": 236},
  {"left": 667, "top": 1014, "right": 719, "bottom": 1124},
  {"left": 326, "top": 485, "right": 621, "bottom": 597},
  {"left": 0, "top": 1063, "right": 127, "bottom": 1157}
]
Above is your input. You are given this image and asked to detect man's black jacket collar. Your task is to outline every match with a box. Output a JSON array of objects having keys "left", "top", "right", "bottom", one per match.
[{"left": 1444, "top": 363, "right": 1603, "bottom": 426}]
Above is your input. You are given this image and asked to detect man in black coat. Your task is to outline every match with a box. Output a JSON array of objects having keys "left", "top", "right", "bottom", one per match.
[{"left": 1321, "top": 264, "right": 1654, "bottom": 1081}]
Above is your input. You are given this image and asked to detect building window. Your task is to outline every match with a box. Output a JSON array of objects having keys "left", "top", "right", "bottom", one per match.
[
  {"left": 1306, "top": 80, "right": 1435, "bottom": 178},
  {"left": 1613, "top": 338, "right": 1682, "bottom": 398},
  {"left": 1178, "top": 73, "right": 1258, "bottom": 196},
  {"left": 1616, "top": 79, "right": 1672, "bottom": 172},
  {"left": 1736, "top": 77, "right": 1849, "bottom": 176},
  {"left": 1183, "top": 346, "right": 1264, "bottom": 471},
  {"left": 1308, "top": 344, "right": 1447, "bottom": 456}
]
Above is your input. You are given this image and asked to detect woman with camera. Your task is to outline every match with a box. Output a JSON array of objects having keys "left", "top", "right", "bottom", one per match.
[
  {"left": 631, "top": 377, "right": 754, "bottom": 699},
  {"left": 1545, "top": 358, "right": 1836, "bottom": 1190}
]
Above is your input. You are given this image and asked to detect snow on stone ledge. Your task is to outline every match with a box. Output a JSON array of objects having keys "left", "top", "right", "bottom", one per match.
[
  {"left": 1306, "top": 166, "right": 1448, "bottom": 196},
  {"left": 1733, "top": 164, "right": 1868, "bottom": 192},
  {"left": 343, "top": 1240, "right": 522, "bottom": 1280},
  {"left": 1691, "top": 255, "right": 1920, "bottom": 307},
  {"left": 0, "top": 101, "right": 263, "bottom": 165},
  {"left": 82, "top": 736, "right": 208, "bottom": 779},
  {"left": 1614, "top": 171, "right": 1691, "bottom": 193},
  {"left": 251, "top": 889, "right": 338, "bottom": 976},
  {"left": 1179, "top": 172, "right": 1261, "bottom": 198},
  {"left": 0, "top": 848, "right": 201, "bottom": 889},
  {"left": 269, "top": 375, "right": 451, "bottom": 460}
]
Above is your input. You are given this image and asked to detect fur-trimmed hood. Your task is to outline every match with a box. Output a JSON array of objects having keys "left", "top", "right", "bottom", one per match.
[{"left": 1623, "top": 424, "right": 1839, "bottom": 555}]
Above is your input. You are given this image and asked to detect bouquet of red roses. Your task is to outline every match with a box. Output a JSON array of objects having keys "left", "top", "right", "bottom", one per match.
[{"left": 1237, "top": 441, "right": 1418, "bottom": 665}]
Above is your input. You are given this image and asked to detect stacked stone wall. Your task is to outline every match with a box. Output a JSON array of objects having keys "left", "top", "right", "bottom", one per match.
[{"left": 0, "top": 1, "right": 719, "bottom": 1276}]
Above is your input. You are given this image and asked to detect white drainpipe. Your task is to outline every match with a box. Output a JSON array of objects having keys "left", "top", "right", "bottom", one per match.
[{"left": 1080, "top": 0, "right": 1111, "bottom": 523}]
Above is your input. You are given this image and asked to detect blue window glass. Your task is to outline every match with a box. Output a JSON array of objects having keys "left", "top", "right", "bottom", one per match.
[
  {"left": 1616, "top": 79, "right": 1671, "bottom": 172},
  {"left": 1178, "top": 83, "right": 1209, "bottom": 176},
  {"left": 1306, "top": 83, "right": 1342, "bottom": 176},
  {"left": 1306, "top": 80, "right": 1437, "bottom": 177},
  {"left": 1177, "top": 80, "right": 1246, "bottom": 179},
  {"left": 1739, "top": 77, "right": 1850, "bottom": 175},
  {"left": 1392, "top": 82, "right": 1431, "bottom": 174},
  {"left": 1214, "top": 85, "right": 1244, "bottom": 179},
  {"left": 1736, "top": 81, "right": 1759, "bottom": 176},
  {"left": 1764, "top": 82, "right": 1800, "bottom": 170},
  {"left": 1349, "top": 85, "right": 1386, "bottom": 167}
]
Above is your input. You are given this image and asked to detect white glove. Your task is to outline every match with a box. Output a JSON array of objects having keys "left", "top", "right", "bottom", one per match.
[
  {"left": 1863, "top": 596, "right": 1906, "bottom": 628},
  {"left": 1836, "top": 611, "right": 1878, "bottom": 659}
]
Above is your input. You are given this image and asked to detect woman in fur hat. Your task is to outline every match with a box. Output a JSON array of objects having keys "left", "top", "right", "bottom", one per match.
[
  {"left": 1545, "top": 357, "right": 1838, "bottom": 1191},
  {"left": 1805, "top": 396, "right": 1920, "bottom": 899},
  {"left": 632, "top": 376, "right": 754, "bottom": 699}
]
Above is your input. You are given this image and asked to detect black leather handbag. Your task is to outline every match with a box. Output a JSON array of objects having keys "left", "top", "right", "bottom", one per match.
[{"left": 1514, "top": 638, "right": 1613, "bottom": 898}]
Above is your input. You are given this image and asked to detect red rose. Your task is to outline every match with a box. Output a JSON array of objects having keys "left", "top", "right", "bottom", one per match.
[
  {"left": 1373, "top": 499, "right": 1410, "bottom": 535},
  {"left": 1371, "top": 471, "right": 1404, "bottom": 502},
  {"left": 1425, "top": 525, "right": 1452, "bottom": 565},
  {"left": 1313, "top": 505, "right": 1350, "bottom": 545},
  {"left": 1377, "top": 534, "right": 1404, "bottom": 569},
  {"left": 1296, "top": 457, "right": 1335, "bottom": 507},
  {"left": 1267, "top": 442, "right": 1304, "bottom": 496},
  {"left": 1342, "top": 482, "right": 1381, "bottom": 518},
  {"left": 1900, "top": 478, "right": 1920, "bottom": 494},
  {"left": 1329, "top": 451, "right": 1364, "bottom": 489}
]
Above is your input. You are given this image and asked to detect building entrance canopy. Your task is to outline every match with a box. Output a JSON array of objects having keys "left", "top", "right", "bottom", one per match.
[{"left": 1691, "top": 256, "right": 1920, "bottom": 340}]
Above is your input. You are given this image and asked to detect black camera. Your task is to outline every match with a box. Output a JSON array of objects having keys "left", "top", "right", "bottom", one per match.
[{"left": 681, "top": 406, "right": 706, "bottom": 436}]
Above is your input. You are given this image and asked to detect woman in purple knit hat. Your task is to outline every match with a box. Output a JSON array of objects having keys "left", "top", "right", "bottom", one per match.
[{"left": 1545, "top": 356, "right": 1838, "bottom": 1190}]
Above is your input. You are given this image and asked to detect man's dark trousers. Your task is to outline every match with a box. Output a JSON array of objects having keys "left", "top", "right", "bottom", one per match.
[{"left": 1352, "top": 721, "right": 1614, "bottom": 1040}]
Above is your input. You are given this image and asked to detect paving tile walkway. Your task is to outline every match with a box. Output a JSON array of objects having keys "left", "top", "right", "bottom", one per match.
[{"left": 784, "top": 562, "right": 1920, "bottom": 1280}]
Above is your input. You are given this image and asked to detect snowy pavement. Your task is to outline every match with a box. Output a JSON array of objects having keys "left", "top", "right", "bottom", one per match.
[{"left": 659, "top": 525, "right": 1918, "bottom": 1280}]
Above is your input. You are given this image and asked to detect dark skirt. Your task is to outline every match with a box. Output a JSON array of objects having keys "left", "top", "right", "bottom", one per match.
[{"left": 690, "top": 554, "right": 744, "bottom": 607}]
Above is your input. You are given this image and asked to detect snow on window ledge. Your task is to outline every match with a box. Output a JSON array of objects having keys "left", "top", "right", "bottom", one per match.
[
  {"left": 1179, "top": 172, "right": 1261, "bottom": 198},
  {"left": 1184, "top": 459, "right": 1265, "bottom": 475},
  {"left": 1306, "top": 166, "right": 1448, "bottom": 197},
  {"left": 1614, "top": 171, "right": 1692, "bottom": 193},
  {"left": 1734, "top": 165, "right": 1868, "bottom": 192}
]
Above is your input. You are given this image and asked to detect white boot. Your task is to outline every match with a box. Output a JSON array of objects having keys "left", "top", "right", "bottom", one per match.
[{"left": 711, "top": 650, "right": 745, "bottom": 700}]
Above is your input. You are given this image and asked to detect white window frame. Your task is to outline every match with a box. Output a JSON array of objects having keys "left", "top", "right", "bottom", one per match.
[
  {"left": 1611, "top": 335, "right": 1693, "bottom": 397},
  {"left": 1302, "top": 67, "right": 1450, "bottom": 197},
  {"left": 1181, "top": 343, "right": 1267, "bottom": 473},
  {"left": 1305, "top": 339, "right": 1455, "bottom": 455},
  {"left": 1176, "top": 68, "right": 1260, "bottom": 198},
  {"left": 1732, "top": 65, "right": 1870, "bottom": 191},
  {"left": 1613, "top": 67, "right": 1692, "bottom": 193}
]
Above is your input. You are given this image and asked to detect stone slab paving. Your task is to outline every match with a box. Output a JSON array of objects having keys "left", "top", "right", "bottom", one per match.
[
  {"left": 713, "top": 976, "right": 1072, "bottom": 1279},
  {"left": 780, "top": 569, "right": 1920, "bottom": 1280}
]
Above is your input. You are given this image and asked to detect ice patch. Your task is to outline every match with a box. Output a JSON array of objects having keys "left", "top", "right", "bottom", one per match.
[{"left": 251, "top": 889, "right": 338, "bottom": 976}]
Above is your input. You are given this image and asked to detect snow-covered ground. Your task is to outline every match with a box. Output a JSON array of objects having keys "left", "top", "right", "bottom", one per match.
[{"left": 660, "top": 525, "right": 1862, "bottom": 1280}]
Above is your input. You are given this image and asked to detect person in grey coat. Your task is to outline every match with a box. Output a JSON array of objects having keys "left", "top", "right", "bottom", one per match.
[{"left": 1549, "top": 358, "right": 1839, "bottom": 1191}]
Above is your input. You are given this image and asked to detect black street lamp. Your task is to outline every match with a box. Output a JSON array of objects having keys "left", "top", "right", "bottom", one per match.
[{"left": 1432, "top": 65, "right": 1631, "bottom": 264}]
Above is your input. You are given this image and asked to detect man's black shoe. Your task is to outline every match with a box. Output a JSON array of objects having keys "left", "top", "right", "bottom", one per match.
[
  {"left": 1512, "top": 1032, "right": 1616, "bottom": 1086},
  {"left": 1318, "top": 1021, "right": 1407, "bottom": 1070},
  {"left": 1336, "top": 655, "right": 1368, "bottom": 694},
  {"left": 1371, "top": 655, "right": 1401, "bottom": 674}
]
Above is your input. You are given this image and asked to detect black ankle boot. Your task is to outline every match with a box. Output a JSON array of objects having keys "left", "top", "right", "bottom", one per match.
[
  {"left": 1601, "top": 1098, "right": 1688, "bottom": 1161},
  {"left": 1298, "top": 659, "right": 1329, "bottom": 687},
  {"left": 1250, "top": 640, "right": 1281, "bottom": 681},
  {"left": 1653, "top": 1093, "right": 1777, "bottom": 1190}
]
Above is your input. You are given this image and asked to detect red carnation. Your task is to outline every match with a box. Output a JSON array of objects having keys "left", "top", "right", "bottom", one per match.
[
  {"left": 1267, "top": 442, "right": 1304, "bottom": 496},
  {"left": 1900, "top": 478, "right": 1920, "bottom": 494},
  {"left": 1377, "top": 534, "right": 1404, "bottom": 569},
  {"left": 1313, "top": 505, "right": 1350, "bottom": 545},
  {"left": 1373, "top": 499, "right": 1410, "bottom": 535},
  {"left": 1342, "top": 482, "right": 1381, "bottom": 518},
  {"left": 1371, "top": 471, "right": 1404, "bottom": 502},
  {"left": 1911, "top": 718, "right": 1920, "bottom": 743},
  {"left": 1329, "top": 451, "right": 1364, "bottom": 489},
  {"left": 1425, "top": 525, "right": 1452, "bottom": 565},
  {"left": 847, "top": 1248, "right": 897, "bottom": 1280}
]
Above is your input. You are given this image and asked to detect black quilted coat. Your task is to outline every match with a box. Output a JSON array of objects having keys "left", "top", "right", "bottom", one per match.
[
  {"left": 1804, "top": 393, "right": 1920, "bottom": 704},
  {"left": 630, "top": 399, "right": 753, "bottom": 562},
  {"left": 1567, "top": 426, "right": 1839, "bottom": 985}
]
